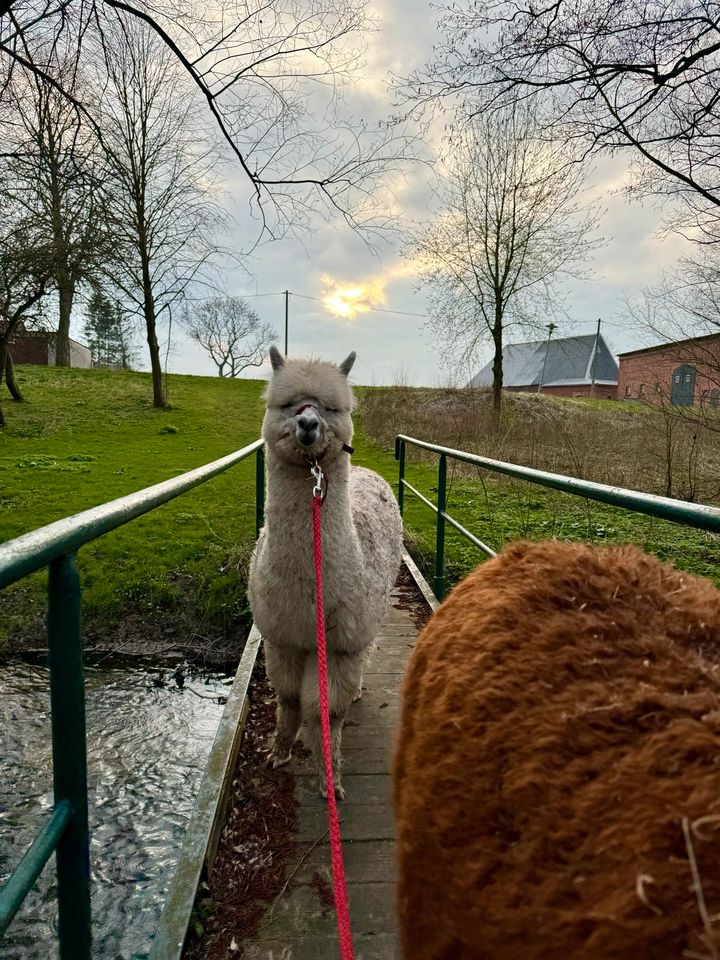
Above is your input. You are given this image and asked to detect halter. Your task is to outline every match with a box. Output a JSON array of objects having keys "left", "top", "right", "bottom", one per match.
[{"left": 295, "top": 402, "right": 354, "bottom": 457}]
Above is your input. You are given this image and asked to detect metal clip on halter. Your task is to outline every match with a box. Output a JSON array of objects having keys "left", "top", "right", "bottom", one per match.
[{"left": 311, "top": 462, "right": 326, "bottom": 501}]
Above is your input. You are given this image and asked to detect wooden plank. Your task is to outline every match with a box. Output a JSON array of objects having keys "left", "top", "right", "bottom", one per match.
[
  {"left": 351, "top": 684, "right": 402, "bottom": 704},
  {"left": 362, "top": 651, "right": 412, "bottom": 674},
  {"left": 285, "top": 839, "right": 397, "bottom": 884},
  {"left": 253, "top": 883, "right": 397, "bottom": 941},
  {"left": 381, "top": 607, "right": 421, "bottom": 627},
  {"left": 294, "top": 775, "right": 393, "bottom": 807},
  {"left": 401, "top": 550, "right": 440, "bottom": 611},
  {"left": 297, "top": 802, "right": 396, "bottom": 842},
  {"left": 242, "top": 933, "right": 401, "bottom": 959},
  {"left": 292, "top": 750, "right": 390, "bottom": 776},
  {"left": 349, "top": 689, "right": 401, "bottom": 717}
]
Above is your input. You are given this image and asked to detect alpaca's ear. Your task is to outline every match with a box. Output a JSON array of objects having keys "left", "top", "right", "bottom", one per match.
[
  {"left": 269, "top": 345, "right": 285, "bottom": 372},
  {"left": 339, "top": 351, "right": 356, "bottom": 377}
]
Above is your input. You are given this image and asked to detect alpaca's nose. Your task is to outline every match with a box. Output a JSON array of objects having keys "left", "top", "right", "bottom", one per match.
[{"left": 296, "top": 411, "right": 320, "bottom": 445}]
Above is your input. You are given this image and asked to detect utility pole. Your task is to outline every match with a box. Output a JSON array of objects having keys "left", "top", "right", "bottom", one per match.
[
  {"left": 589, "top": 317, "right": 601, "bottom": 398},
  {"left": 537, "top": 322, "right": 557, "bottom": 394},
  {"left": 284, "top": 290, "right": 289, "bottom": 356}
]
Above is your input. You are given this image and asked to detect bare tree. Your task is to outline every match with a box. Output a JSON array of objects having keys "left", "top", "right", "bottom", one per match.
[
  {"left": 99, "top": 21, "right": 226, "bottom": 407},
  {"left": 406, "top": 1, "right": 720, "bottom": 241},
  {"left": 0, "top": 218, "right": 52, "bottom": 426},
  {"left": 184, "top": 296, "right": 276, "bottom": 378},
  {"left": 0, "top": 0, "right": 414, "bottom": 241},
  {"left": 0, "top": 66, "right": 106, "bottom": 365},
  {"left": 413, "top": 105, "right": 599, "bottom": 415}
]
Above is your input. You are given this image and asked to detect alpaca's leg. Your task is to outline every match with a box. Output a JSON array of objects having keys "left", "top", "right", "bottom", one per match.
[
  {"left": 351, "top": 644, "right": 375, "bottom": 702},
  {"left": 352, "top": 650, "right": 366, "bottom": 702},
  {"left": 264, "top": 641, "right": 305, "bottom": 768},
  {"left": 301, "top": 650, "right": 363, "bottom": 799}
]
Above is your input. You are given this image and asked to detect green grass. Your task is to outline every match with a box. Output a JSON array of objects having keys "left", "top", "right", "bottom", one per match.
[
  {"left": 2, "top": 367, "right": 719, "bottom": 655},
  {"left": 361, "top": 440, "right": 720, "bottom": 593},
  {"left": 1, "top": 366, "right": 267, "bottom": 648},
  {"left": 350, "top": 397, "right": 720, "bottom": 592}
]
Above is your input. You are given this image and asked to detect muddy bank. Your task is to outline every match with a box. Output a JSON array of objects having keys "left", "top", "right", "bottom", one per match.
[{"left": 3, "top": 606, "right": 252, "bottom": 669}]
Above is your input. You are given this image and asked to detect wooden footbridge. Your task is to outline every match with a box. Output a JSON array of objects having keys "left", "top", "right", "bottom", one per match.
[
  {"left": 2, "top": 434, "right": 720, "bottom": 960},
  {"left": 237, "top": 557, "right": 434, "bottom": 960}
]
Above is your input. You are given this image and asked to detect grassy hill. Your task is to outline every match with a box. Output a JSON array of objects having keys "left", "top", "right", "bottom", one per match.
[
  {"left": 357, "top": 384, "right": 720, "bottom": 592},
  {"left": 1, "top": 366, "right": 269, "bottom": 658},
  {"left": 2, "top": 366, "right": 720, "bottom": 659},
  {"left": 0, "top": 365, "right": 404, "bottom": 659}
]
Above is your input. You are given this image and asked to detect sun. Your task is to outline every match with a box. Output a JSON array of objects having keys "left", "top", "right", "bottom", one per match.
[{"left": 321, "top": 275, "right": 386, "bottom": 320}]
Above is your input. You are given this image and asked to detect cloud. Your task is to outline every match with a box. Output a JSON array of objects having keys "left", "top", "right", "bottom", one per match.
[{"left": 320, "top": 259, "right": 421, "bottom": 320}]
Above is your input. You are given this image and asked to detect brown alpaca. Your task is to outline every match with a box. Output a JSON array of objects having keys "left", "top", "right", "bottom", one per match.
[{"left": 393, "top": 540, "right": 720, "bottom": 960}]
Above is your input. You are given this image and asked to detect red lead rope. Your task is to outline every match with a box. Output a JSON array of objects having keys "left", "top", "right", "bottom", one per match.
[{"left": 312, "top": 490, "right": 355, "bottom": 960}]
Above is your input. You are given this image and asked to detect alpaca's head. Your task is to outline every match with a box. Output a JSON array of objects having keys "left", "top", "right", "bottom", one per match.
[{"left": 262, "top": 345, "right": 356, "bottom": 466}]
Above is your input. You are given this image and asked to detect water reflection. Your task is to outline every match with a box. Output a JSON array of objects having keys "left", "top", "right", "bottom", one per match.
[{"left": 0, "top": 655, "right": 231, "bottom": 960}]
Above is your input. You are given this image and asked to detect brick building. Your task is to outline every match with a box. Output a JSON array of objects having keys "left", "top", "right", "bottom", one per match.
[
  {"left": 617, "top": 333, "right": 720, "bottom": 407},
  {"left": 468, "top": 333, "right": 618, "bottom": 399},
  {"left": 8, "top": 329, "right": 92, "bottom": 368}
]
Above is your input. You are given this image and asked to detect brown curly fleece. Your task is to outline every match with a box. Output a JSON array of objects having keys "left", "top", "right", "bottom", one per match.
[{"left": 393, "top": 540, "right": 720, "bottom": 960}]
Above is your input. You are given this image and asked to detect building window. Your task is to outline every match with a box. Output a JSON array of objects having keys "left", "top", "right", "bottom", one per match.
[
  {"left": 639, "top": 383, "right": 645, "bottom": 397},
  {"left": 675, "top": 375, "right": 681, "bottom": 383},
  {"left": 685, "top": 373, "right": 692, "bottom": 383},
  {"left": 655, "top": 383, "right": 661, "bottom": 392},
  {"left": 624, "top": 384, "right": 630, "bottom": 397},
  {"left": 710, "top": 389, "right": 720, "bottom": 409}
]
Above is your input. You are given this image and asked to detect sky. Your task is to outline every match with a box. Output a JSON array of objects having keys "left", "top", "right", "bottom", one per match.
[{"left": 91, "top": 0, "right": 699, "bottom": 387}]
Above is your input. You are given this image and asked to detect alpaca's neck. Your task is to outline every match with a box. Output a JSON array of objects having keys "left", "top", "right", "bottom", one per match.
[{"left": 263, "top": 450, "right": 356, "bottom": 542}]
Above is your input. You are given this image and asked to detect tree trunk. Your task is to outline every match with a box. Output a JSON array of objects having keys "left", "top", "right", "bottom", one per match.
[
  {"left": 141, "top": 260, "right": 167, "bottom": 408},
  {"left": 491, "top": 313, "right": 503, "bottom": 429},
  {"left": 54, "top": 275, "right": 75, "bottom": 366},
  {"left": 146, "top": 307, "right": 167, "bottom": 408},
  {"left": 49, "top": 143, "right": 75, "bottom": 367},
  {"left": 5, "top": 350, "right": 24, "bottom": 401},
  {"left": 0, "top": 337, "right": 9, "bottom": 427},
  {"left": 664, "top": 417, "right": 674, "bottom": 498}
]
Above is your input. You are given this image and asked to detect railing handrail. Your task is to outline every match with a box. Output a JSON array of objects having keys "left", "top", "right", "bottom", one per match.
[
  {"left": 0, "top": 437, "right": 266, "bottom": 960},
  {"left": 395, "top": 434, "right": 720, "bottom": 533},
  {"left": 0, "top": 439, "right": 264, "bottom": 590},
  {"left": 395, "top": 434, "right": 720, "bottom": 600}
]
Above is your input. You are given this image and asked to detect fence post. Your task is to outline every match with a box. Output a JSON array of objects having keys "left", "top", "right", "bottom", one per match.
[
  {"left": 395, "top": 437, "right": 405, "bottom": 517},
  {"left": 48, "top": 554, "right": 91, "bottom": 960},
  {"left": 434, "top": 454, "right": 447, "bottom": 600},
  {"left": 255, "top": 445, "right": 265, "bottom": 538}
]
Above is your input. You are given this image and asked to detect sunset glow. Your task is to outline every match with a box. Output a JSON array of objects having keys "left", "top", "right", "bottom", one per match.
[{"left": 321, "top": 275, "right": 387, "bottom": 319}]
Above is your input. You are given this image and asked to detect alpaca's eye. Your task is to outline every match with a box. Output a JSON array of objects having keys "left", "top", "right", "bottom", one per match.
[
  {"left": 326, "top": 407, "right": 338, "bottom": 414},
  {"left": 281, "top": 403, "right": 295, "bottom": 410}
]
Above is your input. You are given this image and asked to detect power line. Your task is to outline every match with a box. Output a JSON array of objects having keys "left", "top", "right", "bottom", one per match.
[
  {"left": 183, "top": 288, "right": 427, "bottom": 318},
  {"left": 236, "top": 291, "right": 286, "bottom": 299},
  {"left": 291, "top": 292, "right": 427, "bottom": 318}
]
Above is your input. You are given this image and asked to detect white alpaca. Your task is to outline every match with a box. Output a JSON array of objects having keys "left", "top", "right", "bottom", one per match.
[{"left": 248, "top": 346, "right": 403, "bottom": 798}]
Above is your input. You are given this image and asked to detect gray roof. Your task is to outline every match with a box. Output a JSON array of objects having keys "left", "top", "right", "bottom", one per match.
[{"left": 468, "top": 333, "right": 618, "bottom": 389}]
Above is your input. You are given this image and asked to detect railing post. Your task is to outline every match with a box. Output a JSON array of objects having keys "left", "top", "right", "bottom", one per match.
[
  {"left": 255, "top": 445, "right": 265, "bottom": 538},
  {"left": 395, "top": 436, "right": 405, "bottom": 516},
  {"left": 48, "top": 554, "right": 91, "bottom": 960},
  {"left": 435, "top": 454, "right": 447, "bottom": 600}
]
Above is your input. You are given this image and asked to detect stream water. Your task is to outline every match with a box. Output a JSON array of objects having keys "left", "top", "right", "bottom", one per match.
[{"left": 0, "top": 655, "right": 232, "bottom": 960}]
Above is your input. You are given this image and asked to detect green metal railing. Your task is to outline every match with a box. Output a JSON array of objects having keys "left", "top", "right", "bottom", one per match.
[
  {"left": 395, "top": 434, "right": 720, "bottom": 601},
  {"left": 0, "top": 439, "right": 265, "bottom": 960}
]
